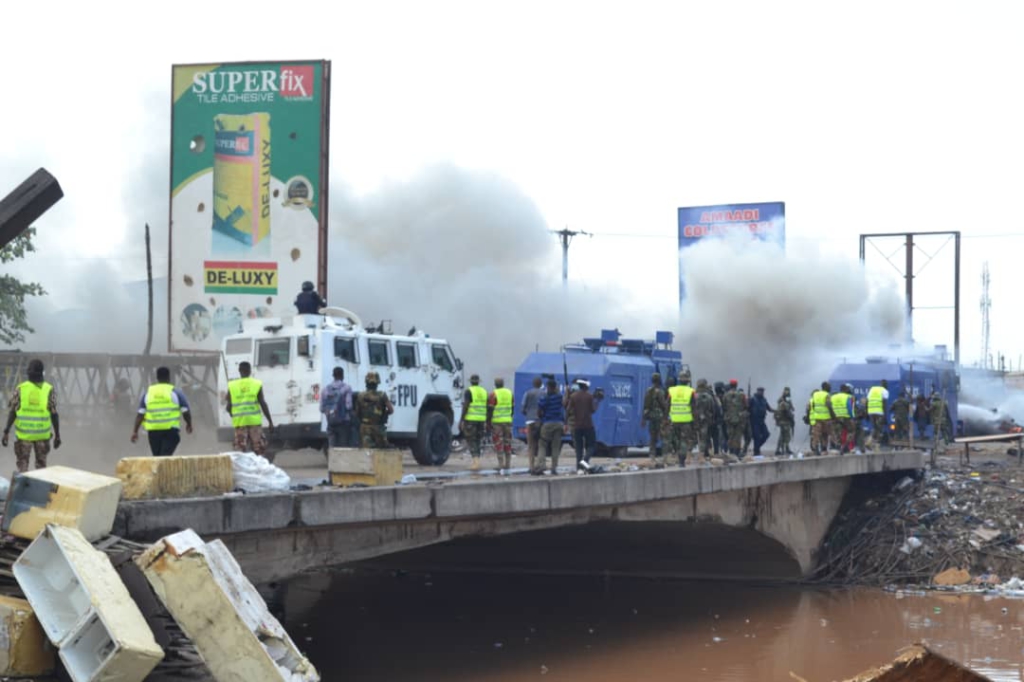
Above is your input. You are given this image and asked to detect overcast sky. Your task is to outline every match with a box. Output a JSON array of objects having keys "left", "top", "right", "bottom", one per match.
[{"left": 3, "top": 0, "right": 1022, "bottom": 366}]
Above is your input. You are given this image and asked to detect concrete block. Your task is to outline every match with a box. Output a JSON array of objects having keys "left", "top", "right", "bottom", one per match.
[
  {"left": 136, "top": 529, "right": 319, "bottom": 682},
  {"left": 328, "top": 448, "right": 403, "bottom": 487},
  {"left": 0, "top": 595, "right": 55, "bottom": 677},
  {"left": 13, "top": 525, "right": 163, "bottom": 681},
  {"left": 116, "top": 454, "right": 233, "bottom": 500},
  {"left": 3, "top": 466, "right": 122, "bottom": 542}
]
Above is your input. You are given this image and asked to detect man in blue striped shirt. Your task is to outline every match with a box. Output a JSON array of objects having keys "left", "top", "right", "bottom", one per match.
[{"left": 535, "top": 379, "right": 566, "bottom": 475}]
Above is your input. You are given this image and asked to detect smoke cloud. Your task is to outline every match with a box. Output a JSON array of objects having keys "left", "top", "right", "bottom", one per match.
[
  {"left": 327, "top": 164, "right": 674, "bottom": 381},
  {"left": 677, "top": 235, "right": 906, "bottom": 400}
]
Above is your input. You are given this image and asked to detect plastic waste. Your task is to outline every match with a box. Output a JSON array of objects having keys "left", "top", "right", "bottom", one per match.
[
  {"left": 400, "top": 474, "right": 417, "bottom": 485},
  {"left": 228, "top": 452, "right": 291, "bottom": 493}
]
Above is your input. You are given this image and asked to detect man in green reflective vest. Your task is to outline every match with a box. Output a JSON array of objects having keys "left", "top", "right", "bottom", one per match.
[
  {"left": 810, "top": 381, "right": 834, "bottom": 456},
  {"left": 225, "top": 361, "right": 274, "bottom": 456},
  {"left": 830, "top": 384, "right": 854, "bottom": 454},
  {"left": 131, "top": 366, "right": 193, "bottom": 457},
  {"left": 2, "top": 359, "right": 62, "bottom": 472},
  {"left": 867, "top": 379, "right": 889, "bottom": 450},
  {"left": 460, "top": 374, "right": 488, "bottom": 471},
  {"left": 668, "top": 372, "right": 697, "bottom": 467},
  {"left": 487, "top": 377, "right": 514, "bottom": 472}
]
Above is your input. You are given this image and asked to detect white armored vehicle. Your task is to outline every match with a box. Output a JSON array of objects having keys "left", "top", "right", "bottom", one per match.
[{"left": 217, "top": 307, "right": 465, "bottom": 465}]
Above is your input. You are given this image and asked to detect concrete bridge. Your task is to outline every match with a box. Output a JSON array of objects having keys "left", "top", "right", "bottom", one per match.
[{"left": 113, "top": 452, "right": 923, "bottom": 584}]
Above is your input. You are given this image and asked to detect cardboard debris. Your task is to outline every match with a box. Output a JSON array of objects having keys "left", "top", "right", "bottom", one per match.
[
  {"left": 13, "top": 524, "right": 163, "bottom": 682},
  {"left": 843, "top": 643, "right": 992, "bottom": 681},
  {"left": 328, "top": 448, "right": 403, "bottom": 487},
  {"left": 0, "top": 595, "right": 55, "bottom": 677},
  {"left": 932, "top": 567, "right": 971, "bottom": 586},
  {"left": 136, "top": 529, "right": 319, "bottom": 681},
  {"left": 2, "top": 466, "right": 122, "bottom": 542},
  {"left": 116, "top": 454, "right": 233, "bottom": 500}
]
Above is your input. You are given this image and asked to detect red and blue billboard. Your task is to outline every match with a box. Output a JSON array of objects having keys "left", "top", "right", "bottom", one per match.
[{"left": 677, "top": 201, "right": 785, "bottom": 303}]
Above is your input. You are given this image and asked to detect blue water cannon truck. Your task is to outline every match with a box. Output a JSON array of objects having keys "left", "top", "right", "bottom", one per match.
[
  {"left": 828, "top": 346, "right": 961, "bottom": 440},
  {"left": 512, "top": 329, "right": 685, "bottom": 457}
]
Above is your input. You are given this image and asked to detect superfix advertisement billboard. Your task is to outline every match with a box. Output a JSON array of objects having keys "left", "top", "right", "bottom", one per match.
[{"left": 168, "top": 60, "right": 330, "bottom": 352}]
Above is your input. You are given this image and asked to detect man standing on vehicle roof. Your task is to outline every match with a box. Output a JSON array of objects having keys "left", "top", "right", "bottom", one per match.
[
  {"left": 131, "top": 366, "right": 193, "bottom": 457},
  {"left": 356, "top": 371, "right": 393, "bottom": 448},
  {"left": 321, "top": 366, "right": 354, "bottom": 448},
  {"left": 866, "top": 379, "right": 889, "bottom": 450},
  {"left": 487, "top": 378, "right": 514, "bottom": 472},
  {"left": 536, "top": 378, "right": 566, "bottom": 475},
  {"left": 224, "top": 361, "right": 274, "bottom": 457},
  {"left": 2, "top": 359, "right": 62, "bottom": 472},
  {"left": 642, "top": 373, "right": 668, "bottom": 467},
  {"left": 460, "top": 374, "right": 488, "bottom": 471},
  {"left": 568, "top": 378, "right": 603, "bottom": 472},
  {"left": 294, "top": 281, "right": 327, "bottom": 315},
  {"left": 521, "top": 377, "right": 544, "bottom": 474}
]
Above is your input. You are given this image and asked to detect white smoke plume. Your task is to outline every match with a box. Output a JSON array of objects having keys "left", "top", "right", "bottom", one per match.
[
  {"left": 327, "top": 164, "right": 674, "bottom": 382},
  {"left": 677, "top": 235, "right": 906, "bottom": 401}
]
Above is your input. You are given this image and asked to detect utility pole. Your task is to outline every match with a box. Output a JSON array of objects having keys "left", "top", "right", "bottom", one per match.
[
  {"left": 980, "top": 262, "right": 991, "bottom": 369},
  {"left": 551, "top": 227, "right": 590, "bottom": 290}
]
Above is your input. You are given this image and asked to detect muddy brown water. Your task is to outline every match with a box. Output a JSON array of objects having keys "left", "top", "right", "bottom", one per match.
[{"left": 281, "top": 571, "right": 1024, "bottom": 682}]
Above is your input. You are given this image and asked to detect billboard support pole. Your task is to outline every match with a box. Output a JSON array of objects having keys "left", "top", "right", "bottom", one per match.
[{"left": 905, "top": 233, "right": 913, "bottom": 345}]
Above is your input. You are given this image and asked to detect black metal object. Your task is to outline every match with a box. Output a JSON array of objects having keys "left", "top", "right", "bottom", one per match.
[
  {"left": 0, "top": 168, "right": 63, "bottom": 249},
  {"left": 859, "top": 231, "right": 962, "bottom": 367}
]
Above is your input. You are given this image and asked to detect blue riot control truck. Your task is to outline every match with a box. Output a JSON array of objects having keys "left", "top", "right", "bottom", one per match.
[
  {"left": 828, "top": 347, "right": 961, "bottom": 440},
  {"left": 512, "top": 329, "right": 685, "bottom": 457}
]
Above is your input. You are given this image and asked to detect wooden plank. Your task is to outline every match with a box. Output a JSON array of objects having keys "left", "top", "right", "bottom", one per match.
[{"left": 953, "top": 433, "right": 1024, "bottom": 444}]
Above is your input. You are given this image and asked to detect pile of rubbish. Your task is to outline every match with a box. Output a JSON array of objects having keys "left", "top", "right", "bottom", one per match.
[
  {"left": 0, "top": 458, "right": 317, "bottom": 682},
  {"left": 812, "top": 459, "right": 1024, "bottom": 589}
]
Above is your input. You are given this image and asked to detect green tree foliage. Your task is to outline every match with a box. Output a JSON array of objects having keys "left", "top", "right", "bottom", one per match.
[{"left": 0, "top": 229, "right": 45, "bottom": 345}]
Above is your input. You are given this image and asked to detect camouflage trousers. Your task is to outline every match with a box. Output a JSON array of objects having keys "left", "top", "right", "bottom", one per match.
[
  {"left": 670, "top": 422, "right": 697, "bottom": 464},
  {"left": 832, "top": 419, "right": 854, "bottom": 452},
  {"left": 894, "top": 418, "right": 909, "bottom": 441},
  {"left": 233, "top": 426, "right": 266, "bottom": 456},
  {"left": 810, "top": 421, "right": 831, "bottom": 454},
  {"left": 647, "top": 420, "right": 663, "bottom": 458},
  {"left": 870, "top": 415, "right": 887, "bottom": 448},
  {"left": 14, "top": 439, "right": 49, "bottom": 472},
  {"left": 697, "top": 421, "right": 714, "bottom": 456},
  {"left": 359, "top": 423, "right": 389, "bottom": 448},
  {"left": 463, "top": 420, "right": 485, "bottom": 456},
  {"left": 725, "top": 420, "right": 744, "bottom": 454},
  {"left": 662, "top": 420, "right": 677, "bottom": 462},
  {"left": 775, "top": 423, "right": 793, "bottom": 455},
  {"left": 491, "top": 423, "right": 513, "bottom": 469}
]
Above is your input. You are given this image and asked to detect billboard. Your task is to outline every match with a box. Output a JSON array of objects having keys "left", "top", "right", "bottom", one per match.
[
  {"left": 677, "top": 201, "right": 785, "bottom": 303},
  {"left": 169, "top": 60, "right": 331, "bottom": 352}
]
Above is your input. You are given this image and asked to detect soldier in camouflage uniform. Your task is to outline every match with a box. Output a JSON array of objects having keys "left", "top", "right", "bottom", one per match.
[
  {"left": 891, "top": 391, "right": 910, "bottom": 444},
  {"left": 642, "top": 373, "right": 667, "bottom": 466},
  {"left": 774, "top": 387, "right": 794, "bottom": 456},
  {"left": 662, "top": 375, "right": 680, "bottom": 465},
  {"left": 739, "top": 388, "right": 753, "bottom": 456},
  {"left": 696, "top": 378, "right": 716, "bottom": 462},
  {"left": 720, "top": 380, "right": 745, "bottom": 461},
  {"left": 355, "top": 371, "right": 393, "bottom": 447},
  {"left": 930, "top": 390, "right": 948, "bottom": 454}
]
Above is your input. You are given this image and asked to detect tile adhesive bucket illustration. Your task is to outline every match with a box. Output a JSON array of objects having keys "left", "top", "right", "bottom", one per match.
[{"left": 212, "top": 113, "right": 271, "bottom": 246}]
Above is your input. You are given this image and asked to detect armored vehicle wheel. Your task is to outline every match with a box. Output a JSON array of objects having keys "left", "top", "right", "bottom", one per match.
[{"left": 413, "top": 411, "right": 451, "bottom": 466}]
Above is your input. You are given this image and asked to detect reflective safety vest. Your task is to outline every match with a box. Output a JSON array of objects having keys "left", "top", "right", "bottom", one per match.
[
  {"left": 867, "top": 386, "right": 886, "bottom": 415},
  {"left": 229, "top": 377, "right": 263, "bottom": 428},
  {"left": 807, "top": 397, "right": 816, "bottom": 426},
  {"left": 830, "top": 393, "right": 852, "bottom": 419},
  {"left": 143, "top": 383, "right": 181, "bottom": 431},
  {"left": 668, "top": 385, "right": 695, "bottom": 423},
  {"left": 466, "top": 385, "right": 487, "bottom": 421},
  {"left": 492, "top": 387, "right": 513, "bottom": 424},
  {"left": 14, "top": 382, "right": 53, "bottom": 442},
  {"left": 811, "top": 390, "right": 832, "bottom": 421}
]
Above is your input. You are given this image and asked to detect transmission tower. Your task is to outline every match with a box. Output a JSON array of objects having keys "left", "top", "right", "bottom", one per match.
[{"left": 980, "top": 261, "right": 991, "bottom": 369}]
